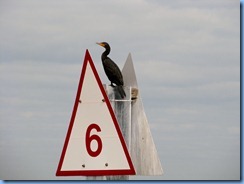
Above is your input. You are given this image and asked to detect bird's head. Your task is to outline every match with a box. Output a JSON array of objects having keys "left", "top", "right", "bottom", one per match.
[{"left": 96, "top": 42, "right": 110, "bottom": 50}]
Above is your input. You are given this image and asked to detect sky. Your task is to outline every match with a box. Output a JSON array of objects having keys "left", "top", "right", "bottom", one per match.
[{"left": 0, "top": 0, "right": 240, "bottom": 180}]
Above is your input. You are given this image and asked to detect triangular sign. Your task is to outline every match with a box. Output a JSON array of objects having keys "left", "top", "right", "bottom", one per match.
[{"left": 56, "top": 50, "right": 135, "bottom": 176}]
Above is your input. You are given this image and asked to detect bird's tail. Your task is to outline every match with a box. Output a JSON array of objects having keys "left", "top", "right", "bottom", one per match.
[{"left": 117, "top": 85, "right": 126, "bottom": 99}]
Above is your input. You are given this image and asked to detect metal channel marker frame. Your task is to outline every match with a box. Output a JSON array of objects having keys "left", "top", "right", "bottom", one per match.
[{"left": 56, "top": 50, "right": 163, "bottom": 180}]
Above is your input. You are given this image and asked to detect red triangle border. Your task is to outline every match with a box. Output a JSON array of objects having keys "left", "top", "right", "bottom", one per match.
[{"left": 56, "top": 50, "right": 136, "bottom": 176}]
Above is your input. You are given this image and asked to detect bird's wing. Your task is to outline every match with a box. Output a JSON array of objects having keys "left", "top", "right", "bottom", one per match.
[{"left": 103, "top": 58, "right": 124, "bottom": 86}]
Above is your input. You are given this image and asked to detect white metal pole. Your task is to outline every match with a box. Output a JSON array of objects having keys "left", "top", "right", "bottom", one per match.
[{"left": 105, "top": 85, "right": 131, "bottom": 180}]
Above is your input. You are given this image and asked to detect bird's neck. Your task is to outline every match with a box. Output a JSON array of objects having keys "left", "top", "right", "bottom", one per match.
[{"left": 101, "top": 47, "right": 110, "bottom": 61}]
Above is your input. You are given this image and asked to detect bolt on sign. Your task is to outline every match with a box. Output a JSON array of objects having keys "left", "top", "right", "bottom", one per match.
[{"left": 56, "top": 50, "right": 135, "bottom": 176}]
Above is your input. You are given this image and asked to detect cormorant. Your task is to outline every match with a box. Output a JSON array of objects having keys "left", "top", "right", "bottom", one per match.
[{"left": 96, "top": 42, "right": 126, "bottom": 98}]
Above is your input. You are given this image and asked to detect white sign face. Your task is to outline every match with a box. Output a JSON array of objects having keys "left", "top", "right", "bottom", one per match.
[{"left": 56, "top": 50, "right": 135, "bottom": 176}]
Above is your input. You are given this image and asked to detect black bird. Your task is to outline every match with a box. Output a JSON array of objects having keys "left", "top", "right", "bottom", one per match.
[{"left": 96, "top": 42, "right": 126, "bottom": 98}]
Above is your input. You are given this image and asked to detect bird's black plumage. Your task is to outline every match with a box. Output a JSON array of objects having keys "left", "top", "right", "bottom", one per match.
[{"left": 97, "top": 42, "right": 126, "bottom": 98}]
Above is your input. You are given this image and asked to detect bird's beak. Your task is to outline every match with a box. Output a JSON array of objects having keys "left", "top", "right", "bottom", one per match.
[{"left": 96, "top": 42, "right": 105, "bottom": 47}]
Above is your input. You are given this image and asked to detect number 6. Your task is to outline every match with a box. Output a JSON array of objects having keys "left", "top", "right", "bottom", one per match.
[{"left": 85, "top": 123, "right": 102, "bottom": 157}]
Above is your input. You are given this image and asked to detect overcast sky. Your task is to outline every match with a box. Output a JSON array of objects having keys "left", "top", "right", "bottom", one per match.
[{"left": 0, "top": 0, "right": 240, "bottom": 180}]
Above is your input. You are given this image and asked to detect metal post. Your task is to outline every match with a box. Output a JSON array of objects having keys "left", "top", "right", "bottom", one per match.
[
  {"left": 86, "top": 176, "right": 105, "bottom": 180},
  {"left": 104, "top": 84, "right": 131, "bottom": 180}
]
